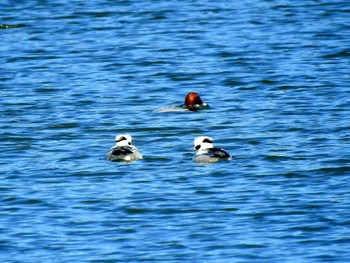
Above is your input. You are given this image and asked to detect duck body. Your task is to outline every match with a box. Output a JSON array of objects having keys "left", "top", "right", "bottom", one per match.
[
  {"left": 106, "top": 145, "right": 143, "bottom": 162},
  {"left": 193, "top": 147, "right": 232, "bottom": 163}
]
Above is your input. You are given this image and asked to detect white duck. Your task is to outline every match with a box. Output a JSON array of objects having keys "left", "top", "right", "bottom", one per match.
[
  {"left": 193, "top": 136, "right": 231, "bottom": 163},
  {"left": 106, "top": 134, "right": 143, "bottom": 162}
]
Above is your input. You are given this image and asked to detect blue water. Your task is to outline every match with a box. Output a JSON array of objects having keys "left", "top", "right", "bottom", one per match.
[{"left": 1, "top": 0, "right": 350, "bottom": 262}]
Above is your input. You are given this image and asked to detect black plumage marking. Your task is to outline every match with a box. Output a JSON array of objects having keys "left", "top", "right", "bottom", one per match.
[
  {"left": 116, "top": 136, "right": 127, "bottom": 142},
  {"left": 111, "top": 146, "right": 133, "bottom": 156},
  {"left": 203, "top": 138, "right": 213, "bottom": 143},
  {"left": 208, "top": 148, "right": 231, "bottom": 158}
]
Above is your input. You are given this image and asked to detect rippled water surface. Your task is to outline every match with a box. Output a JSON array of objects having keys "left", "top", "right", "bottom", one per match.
[{"left": 1, "top": 0, "right": 350, "bottom": 262}]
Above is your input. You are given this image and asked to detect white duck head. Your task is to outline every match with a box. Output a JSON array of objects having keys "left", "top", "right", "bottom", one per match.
[
  {"left": 194, "top": 136, "right": 214, "bottom": 152},
  {"left": 115, "top": 134, "right": 132, "bottom": 147}
]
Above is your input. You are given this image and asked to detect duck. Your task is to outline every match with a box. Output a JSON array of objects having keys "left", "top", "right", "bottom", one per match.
[
  {"left": 106, "top": 134, "right": 143, "bottom": 162},
  {"left": 193, "top": 136, "right": 232, "bottom": 163},
  {"left": 184, "top": 92, "right": 209, "bottom": 111},
  {"left": 155, "top": 92, "right": 209, "bottom": 113}
]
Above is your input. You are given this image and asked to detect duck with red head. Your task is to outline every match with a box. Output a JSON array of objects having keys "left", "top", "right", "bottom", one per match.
[
  {"left": 155, "top": 91, "right": 208, "bottom": 112},
  {"left": 184, "top": 92, "right": 208, "bottom": 111}
]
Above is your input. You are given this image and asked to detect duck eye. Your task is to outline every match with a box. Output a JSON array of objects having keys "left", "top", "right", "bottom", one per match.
[
  {"left": 128, "top": 142, "right": 131, "bottom": 145},
  {"left": 195, "top": 145, "right": 201, "bottom": 150}
]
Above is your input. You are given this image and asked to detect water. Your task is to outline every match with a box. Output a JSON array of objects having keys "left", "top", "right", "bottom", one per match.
[{"left": 1, "top": 0, "right": 350, "bottom": 262}]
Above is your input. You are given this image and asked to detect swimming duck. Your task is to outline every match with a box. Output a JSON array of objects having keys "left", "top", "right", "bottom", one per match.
[
  {"left": 106, "top": 134, "right": 143, "bottom": 162},
  {"left": 193, "top": 136, "right": 231, "bottom": 163},
  {"left": 155, "top": 92, "right": 209, "bottom": 112}
]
